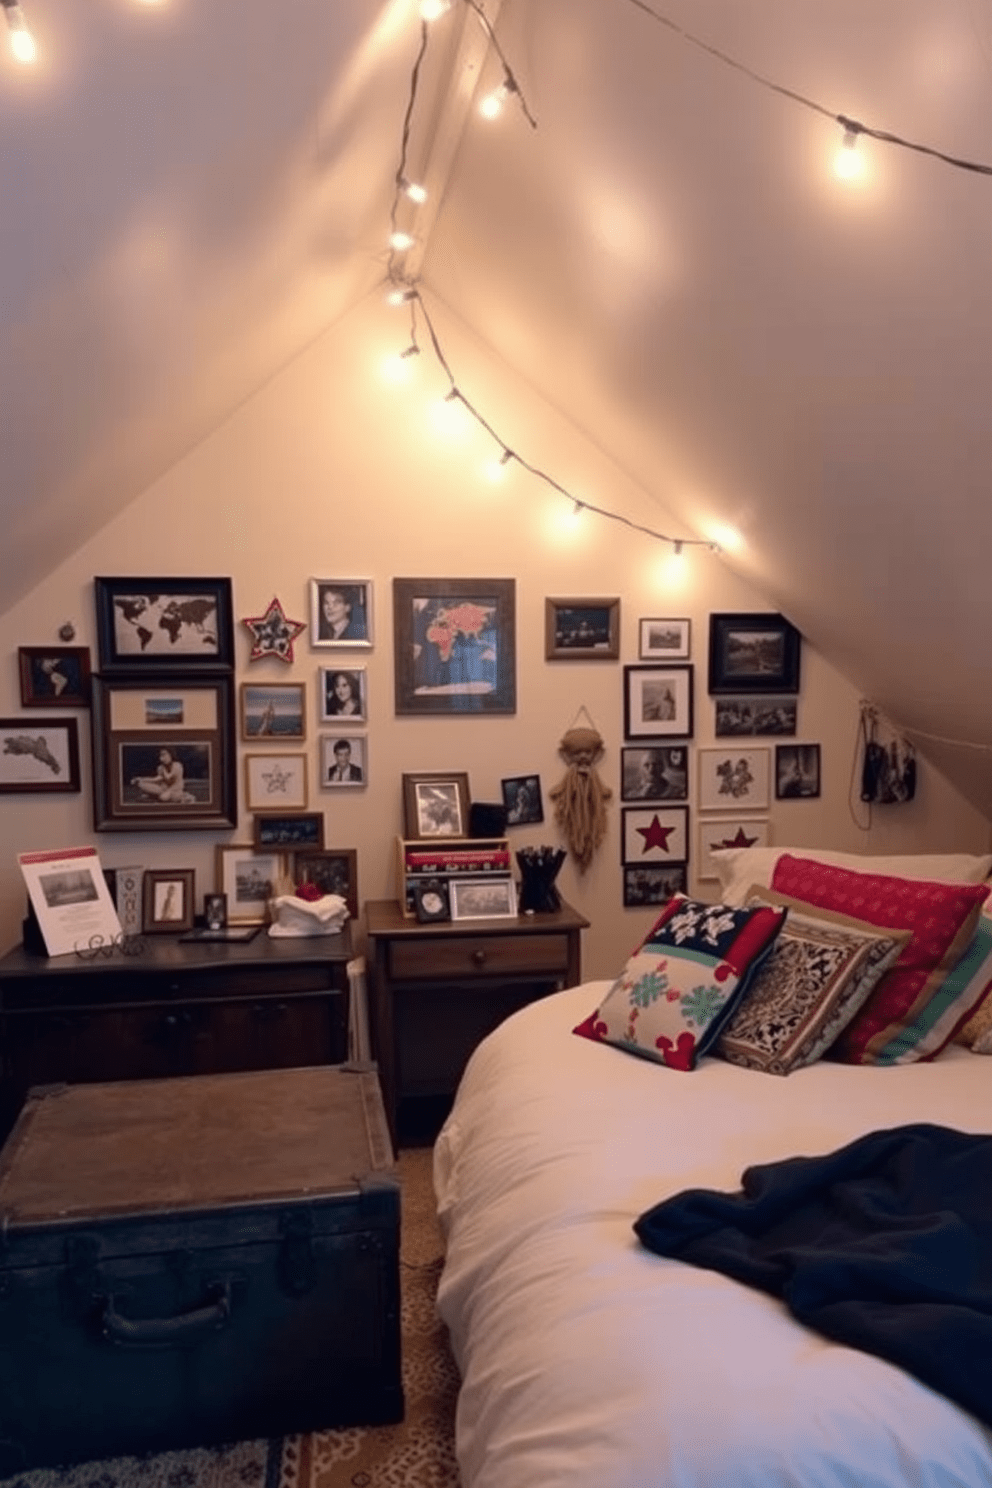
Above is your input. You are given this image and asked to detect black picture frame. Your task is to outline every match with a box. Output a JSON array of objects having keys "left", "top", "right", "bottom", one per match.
[
  {"left": 708, "top": 613, "right": 801, "bottom": 695},
  {"left": 94, "top": 576, "right": 235, "bottom": 673},
  {"left": 414, "top": 876, "right": 451, "bottom": 923},
  {"left": 544, "top": 597, "right": 620, "bottom": 660},
  {"left": 775, "top": 743, "right": 822, "bottom": 799},
  {"left": 620, "top": 746, "right": 688, "bottom": 802},
  {"left": 18, "top": 647, "right": 91, "bottom": 707},
  {"left": 90, "top": 673, "right": 237, "bottom": 831},
  {"left": 622, "top": 863, "right": 688, "bottom": 908},
  {"left": 393, "top": 577, "right": 516, "bottom": 715},
  {"left": 253, "top": 811, "right": 325, "bottom": 850},
  {"left": 623, "top": 665, "right": 694, "bottom": 740},
  {"left": 714, "top": 695, "right": 797, "bottom": 737},
  {"left": 0, "top": 716, "right": 81, "bottom": 793},
  {"left": 501, "top": 774, "right": 544, "bottom": 826}
]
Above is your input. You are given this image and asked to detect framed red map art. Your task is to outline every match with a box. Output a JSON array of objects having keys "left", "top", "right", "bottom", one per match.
[{"left": 393, "top": 578, "right": 515, "bottom": 715}]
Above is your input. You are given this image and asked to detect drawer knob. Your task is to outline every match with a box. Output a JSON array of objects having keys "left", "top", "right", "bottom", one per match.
[{"left": 471, "top": 949, "right": 487, "bottom": 967}]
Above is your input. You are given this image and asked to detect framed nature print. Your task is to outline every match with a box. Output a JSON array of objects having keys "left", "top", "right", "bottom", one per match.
[
  {"left": 253, "top": 812, "right": 325, "bottom": 851},
  {"left": 714, "top": 695, "right": 797, "bottom": 737},
  {"left": 0, "top": 716, "right": 80, "bottom": 793},
  {"left": 638, "top": 617, "right": 690, "bottom": 661},
  {"left": 293, "top": 848, "right": 359, "bottom": 920},
  {"left": 623, "top": 664, "right": 693, "bottom": 740},
  {"left": 501, "top": 774, "right": 543, "bottom": 826},
  {"left": 402, "top": 771, "right": 470, "bottom": 839},
  {"left": 319, "top": 666, "right": 367, "bottom": 725},
  {"left": 393, "top": 578, "right": 515, "bottom": 715},
  {"left": 240, "top": 682, "right": 305, "bottom": 741},
  {"left": 620, "top": 746, "right": 688, "bottom": 802},
  {"left": 244, "top": 752, "right": 308, "bottom": 811},
  {"left": 142, "top": 868, "right": 195, "bottom": 934},
  {"left": 449, "top": 876, "right": 517, "bottom": 921},
  {"left": 775, "top": 743, "right": 822, "bottom": 799},
  {"left": 309, "top": 579, "right": 373, "bottom": 649},
  {"left": 544, "top": 597, "right": 619, "bottom": 660},
  {"left": 697, "top": 747, "right": 771, "bottom": 811},
  {"left": 215, "top": 844, "right": 285, "bottom": 925},
  {"left": 19, "top": 647, "right": 91, "bottom": 707},
  {"left": 708, "top": 612, "right": 801, "bottom": 695},
  {"left": 320, "top": 733, "right": 367, "bottom": 789},
  {"left": 90, "top": 674, "right": 236, "bottom": 830},
  {"left": 621, "top": 806, "right": 689, "bottom": 866},
  {"left": 94, "top": 576, "right": 234, "bottom": 673},
  {"left": 697, "top": 817, "right": 770, "bottom": 879},
  {"left": 623, "top": 863, "right": 687, "bottom": 908}
]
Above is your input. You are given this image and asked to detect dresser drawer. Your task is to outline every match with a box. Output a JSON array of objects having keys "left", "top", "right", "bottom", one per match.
[{"left": 389, "top": 932, "right": 571, "bottom": 981}]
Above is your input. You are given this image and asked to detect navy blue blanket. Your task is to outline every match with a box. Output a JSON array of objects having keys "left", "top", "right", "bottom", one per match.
[{"left": 634, "top": 1123, "right": 992, "bottom": 1427}]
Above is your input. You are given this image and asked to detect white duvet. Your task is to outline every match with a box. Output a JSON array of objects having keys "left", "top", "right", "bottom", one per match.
[{"left": 434, "top": 982, "right": 992, "bottom": 1488}]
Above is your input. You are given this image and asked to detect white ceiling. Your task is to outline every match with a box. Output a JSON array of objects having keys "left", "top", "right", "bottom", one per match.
[{"left": 3, "top": 0, "right": 991, "bottom": 814}]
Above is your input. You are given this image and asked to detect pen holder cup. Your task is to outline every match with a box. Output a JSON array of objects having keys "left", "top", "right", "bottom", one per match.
[{"left": 515, "top": 849, "right": 566, "bottom": 914}]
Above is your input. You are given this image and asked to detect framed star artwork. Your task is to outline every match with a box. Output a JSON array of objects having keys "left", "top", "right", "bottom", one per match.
[
  {"left": 241, "top": 597, "right": 307, "bottom": 664},
  {"left": 696, "top": 817, "right": 770, "bottom": 880},
  {"left": 244, "top": 752, "right": 308, "bottom": 812},
  {"left": 621, "top": 806, "right": 688, "bottom": 866}
]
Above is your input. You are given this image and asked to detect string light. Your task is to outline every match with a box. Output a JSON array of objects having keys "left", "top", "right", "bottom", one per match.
[
  {"left": 419, "top": 0, "right": 450, "bottom": 19},
  {"left": 2, "top": 1, "right": 36, "bottom": 64},
  {"left": 834, "top": 119, "right": 864, "bottom": 181},
  {"left": 389, "top": 230, "right": 415, "bottom": 251}
]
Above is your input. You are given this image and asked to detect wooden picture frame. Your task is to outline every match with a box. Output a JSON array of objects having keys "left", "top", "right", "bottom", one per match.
[
  {"left": 697, "top": 747, "right": 771, "bottom": 812},
  {"left": 142, "top": 868, "right": 195, "bottom": 934},
  {"left": 623, "top": 863, "right": 688, "bottom": 908},
  {"left": 393, "top": 577, "right": 516, "bottom": 715},
  {"left": 320, "top": 733, "right": 367, "bottom": 789},
  {"left": 309, "top": 578, "right": 374, "bottom": 650},
  {"left": 402, "top": 771, "right": 471, "bottom": 840},
  {"left": 621, "top": 805, "right": 689, "bottom": 866},
  {"left": 214, "top": 844, "right": 286, "bottom": 925},
  {"left": 293, "top": 848, "right": 359, "bottom": 920},
  {"left": 775, "top": 743, "right": 822, "bottom": 799},
  {"left": 623, "top": 664, "right": 694, "bottom": 740},
  {"left": 638, "top": 617, "right": 690, "bottom": 661},
  {"left": 697, "top": 817, "right": 771, "bottom": 880},
  {"left": 318, "top": 666, "right": 368, "bottom": 725},
  {"left": 244, "top": 752, "right": 308, "bottom": 812},
  {"left": 90, "top": 674, "right": 236, "bottom": 831},
  {"left": 253, "top": 811, "right": 325, "bottom": 851},
  {"left": 449, "top": 876, "right": 517, "bottom": 921},
  {"left": 94, "top": 576, "right": 234, "bottom": 673},
  {"left": 239, "top": 682, "right": 306, "bottom": 741},
  {"left": 18, "top": 647, "right": 91, "bottom": 707},
  {"left": 544, "top": 597, "right": 620, "bottom": 660},
  {"left": 708, "top": 612, "right": 801, "bottom": 695},
  {"left": 620, "top": 746, "right": 688, "bottom": 802},
  {"left": 0, "top": 717, "right": 81, "bottom": 793}
]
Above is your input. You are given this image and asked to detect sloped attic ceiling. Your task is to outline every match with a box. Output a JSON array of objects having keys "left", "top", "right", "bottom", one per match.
[{"left": 2, "top": 0, "right": 991, "bottom": 818}]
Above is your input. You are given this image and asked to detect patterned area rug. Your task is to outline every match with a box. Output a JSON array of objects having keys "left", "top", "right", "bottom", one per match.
[{"left": 1, "top": 1149, "right": 461, "bottom": 1488}]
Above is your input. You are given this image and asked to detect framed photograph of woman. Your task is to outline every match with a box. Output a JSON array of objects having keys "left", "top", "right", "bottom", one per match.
[
  {"left": 239, "top": 682, "right": 306, "bottom": 741},
  {"left": 402, "top": 771, "right": 470, "bottom": 839},
  {"left": 623, "top": 665, "right": 693, "bottom": 740},
  {"left": 309, "top": 579, "right": 373, "bottom": 650},
  {"left": 18, "top": 647, "right": 91, "bottom": 707},
  {"left": 319, "top": 667, "right": 367, "bottom": 725},
  {"left": 697, "top": 747, "right": 771, "bottom": 811}
]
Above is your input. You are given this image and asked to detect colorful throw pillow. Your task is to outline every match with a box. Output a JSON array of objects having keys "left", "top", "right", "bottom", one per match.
[
  {"left": 711, "top": 845, "right": 992, "bottom": 908},
  {"left": 770, "top": 854, "right": 989, "bottom": 1065},
  {"left": 717, "top": 888, "right": 910, "bottom": 1075},
  {"left": 943, "top": 912, "right": 992, "bottom": 1051},
  {"left": 573, "top": 894, "right": 788, "bottom": 1071}
]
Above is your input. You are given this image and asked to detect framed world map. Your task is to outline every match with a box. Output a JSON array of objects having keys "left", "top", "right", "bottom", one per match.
[{"left": 94, "top": 576, "right": 234, "bottom": 673}]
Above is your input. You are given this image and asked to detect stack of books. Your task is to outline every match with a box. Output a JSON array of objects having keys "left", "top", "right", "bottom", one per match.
[{"left": 396, "top": 837, "right": 512, "bottom": 918}]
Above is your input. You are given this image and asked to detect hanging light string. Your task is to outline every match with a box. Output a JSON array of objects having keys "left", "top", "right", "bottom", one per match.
[
  {"left": 625, "top": 0, "right": 992, "bottom": 178},
  {"left": 463, "top": 0, "right": 538, "bottom": 128}
]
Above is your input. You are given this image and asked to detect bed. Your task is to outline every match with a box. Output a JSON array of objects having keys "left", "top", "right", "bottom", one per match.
[{"left": 434, "top": 848, "right": 992, "bottom": 1488}]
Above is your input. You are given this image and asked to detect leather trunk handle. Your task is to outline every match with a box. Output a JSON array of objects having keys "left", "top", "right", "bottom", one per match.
[{"left": 101, "top": 1281, "right": 232, "bottom": 1348}]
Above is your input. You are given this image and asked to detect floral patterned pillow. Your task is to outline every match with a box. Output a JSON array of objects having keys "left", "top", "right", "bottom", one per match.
[{"left": 573, "top": 894, "right": 789, "bottom": 1071}]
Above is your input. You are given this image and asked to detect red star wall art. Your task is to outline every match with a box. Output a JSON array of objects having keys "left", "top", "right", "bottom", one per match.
[
  {"left": 698, "top": 817, "right": 770, "bottom": 880},
  {"left": 622, "top": 806, "right": 688, "bottom": 866},
  {"left": 241, "top": 598, "right": 307, "bottom": 664}
]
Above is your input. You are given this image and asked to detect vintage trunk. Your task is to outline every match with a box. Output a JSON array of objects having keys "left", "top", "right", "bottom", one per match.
[{"left": 0, "top": 1063, "right": 402, "bottom": 1475}]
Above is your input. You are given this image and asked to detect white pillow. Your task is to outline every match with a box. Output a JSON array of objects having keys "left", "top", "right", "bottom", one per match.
[{"left": 711, "top": 846, "right": 992, "bottom": 908}]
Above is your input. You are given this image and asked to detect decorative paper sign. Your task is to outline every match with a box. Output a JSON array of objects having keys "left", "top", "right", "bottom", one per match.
[{"left": 18, "top": 845, "right": 123, "bottom": 957}]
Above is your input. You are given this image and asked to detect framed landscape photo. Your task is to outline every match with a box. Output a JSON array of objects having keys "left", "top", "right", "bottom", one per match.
[
  {"left": 775, "top": 742, "right": 822, "bottom": 799},
  {"left": 714, "top": 695, "right": 797, "bottom": 737},
  {"left": 697, "top": 817, "right": 771, "bottom": 879},
  {"left": 0, "top": 716, "right": 81, "bottom": 793},
  {"left": 623, "top": 664, "right": 693, "bottom": 740},
  {"left": 90, "top": 675, "right": 236, "bottom": 830},
  {"left": 215, "top": 844, "right": 285, "bottom": 925},
  {"left": 620, "top": 745, "right": 688, "bottom": 802},
  {"left": 94, "top": 576, "right": 234, "bottom": 673},
  {"left": 320, "top": 733, "right": 367, "bottom": 789},
  {"left": 402, "top": 771, "right": 470, "bottom": 839},
  {"left": 309, "top": 579, "right": 373, "bottom": 650},
  {"left": 501, "top": 773, "right": 544, "bottom": 826},
  {"left": 253, "top": 811, "right": 325, "bottom": 851},
  {"left": 697, "top": 746, "right": 771, "bottom": 812},
  {"left": 244, "top": 752, "right": 308, "bottom": 812},
  {"left": 293, "top": 848, "right": 359, "bottom": 920},
  {"left": 19, "top": 647, "right": 91, "bottom": 707},
  {"left": 623, "top": 863, "right": 688, "bottom": 908},
  {"left": 708, "top": 612, "right": 801, "bottom": 695},
  {"left": 142, "top": 868, "right": 195, "bottom": 934},
  {"left": 449, "top": 876, "right": 517, "bottom": 921},
  {"left": 393, "top": 578, "right": 515, "bottom": 715},
  {"left": 544, "top": 597, "right": 620, "bottom": 661},
  {"left": 638, "top": 617, "right": 690, "bottom": 661},
  {"left": 240, "top": 682, "right": 305, "bottom": 741},
  {"left": 319, "top": 666, "right": 368, "bottom": 725}
]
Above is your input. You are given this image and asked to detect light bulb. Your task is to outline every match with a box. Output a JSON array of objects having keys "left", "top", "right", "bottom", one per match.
[
  {"left": 4, "top": 4, "right": 37, "bottom": 63},
  {"left": 834, "top": 125, "right": 864, "bottom": 180},
  {"left": 479, "top": 86, "right": 506, "bottom": 120},
  {"left": 390, "top": 230, "right": 415, "bottom": 251},
  {"left": 404, "top": 180, "right": 428, "bottom": 204},
  {"left": 386, "top": 286, "right": 416, "bottom": 307},
  {"left": 420, "top": 0, "right": 450, "bottom": 19},
  {"left": 380, "top": 352, "right": 416, "bottom": 385},
  {"left": 485, "top": 451, "right": 513, "bottom": 483}
]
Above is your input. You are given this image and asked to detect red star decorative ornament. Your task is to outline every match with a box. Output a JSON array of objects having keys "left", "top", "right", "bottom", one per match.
[
  {"left": 241, "top": 597, "right": 307, "bottom": 664},
  {"left": 636, "top": 815, "right": 676, "bottom": 854}
]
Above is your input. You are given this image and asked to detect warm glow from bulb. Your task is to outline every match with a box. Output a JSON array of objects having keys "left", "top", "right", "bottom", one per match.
[
  {"left": 479, "top": 88, "right": 505, "bottom": 120},
  {"left": 405, "top": 181, "right": 428, "bottom": 204},
  {"left": 420, "top": 0, "right": 450, "bottom": 19},
  {"left": 390, "top": 230, "right": 415, "bottom": 251},
  {"left": 5, "top": 6, "right": 36, "bottom": 63},
  {"left": 484, "top": 455, "right": 511, "bottom": 484},
  {"left": 834, "top": 130, "right": 864, "bottom": 181},
  {"left": 708, "top": 522, "right": 743, "bottom": 552},
  {"left": 380, "top": 352, "right": 416, "bottom": 386},
  {"left": 430, "top": 395, "right": 471, "bottom": 440},
  {"left": 386, "top": 288, "right": 407, "bottom": 307}
]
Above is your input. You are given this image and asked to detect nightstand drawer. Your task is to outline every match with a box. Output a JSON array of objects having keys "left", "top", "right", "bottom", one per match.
[{"left": 389, "top": 933, "right": 571, "bottom": 981}]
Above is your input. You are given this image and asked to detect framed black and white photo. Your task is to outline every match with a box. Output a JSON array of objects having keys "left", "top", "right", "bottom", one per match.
[
  {"left": 214, "top": 844, "right": 285, "bottom": 925},
  {"left": 0, "top": 716, "right": 81, "bottom": 793},
  {"left": 620, "top": 746, "right": 688, "bottom": 802},
  {"left": 449, "top": 876, "right": 517, "bottom": 921},
  {"left": 623, "top": 863, "right": 687, "bottom": 908},
  {"left": 244, "top": 752, "right": 308, "bottom": 812},
  {"left": 623, "top": 664, "right": 693, "bottom": 740},
  {"left": 501, "top": 773, "right": 544, "bottom": 826},
  {"left": 203, "top": 893, "right": 228, "bottom": 931},
  {"left": 775, "top": 743, "right": 822, "bottom": 799},
  {"left": 320, "top": 733, "right": 367, "bottom": 789},
  {"left": 90, "top": 675, "right": 236, "bottom": 830},
  {"left": 319, "top": 666, "right": 367, "bottom": 725},
  {"left": 621, "top": 806, "right": 689, "bottom": 866},
  {"left": 292, "top": 848, "right": 359, "bottom": 920},
  {"left": 545, "top": 597, "right": 620, "bottom": 660},
  {"left": 414, "top": 877, "right": 451, "bottom": 923},
  {"left": 18, "top": 647, "right": 91, "bottom": 708},
  {"left": 708, "top": 613, "right": 801, "bottom": 695},
  {"left": 239, "top": 682, "right": 306, "bottom": 741},
  {"left": 714, "top": 695, "right": 797, "bottom": 737},
  {"left": 697, "top": 817, "right": 771, "bottom": 879},
  {"left": 638, "top": 617, "right": 690, "bottom": 661},
  {"left": 402, "top": 771, "right": 470, "bottom": 838},
  {"left": 393, "top": 578, "right": 515, "bottom": 715},
  {"left": 309, "top": 579, "right": 373, "bottom": 649},
  {"left": 142, "top": 868, "right": 195, "bottom": 934},
  {"left": 253, "top": 811, "right": 325, "bottom": 851},
  {"left": 697, "top": 747, "right": 771, "bottom": 811},
  {"left": 94, "top": 576, "right": 234, "bottom": 673}
]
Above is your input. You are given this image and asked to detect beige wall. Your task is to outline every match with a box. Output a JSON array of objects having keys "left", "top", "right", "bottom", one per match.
[{"left": 1, "top": 293, "right": 988, "bottom": 978}]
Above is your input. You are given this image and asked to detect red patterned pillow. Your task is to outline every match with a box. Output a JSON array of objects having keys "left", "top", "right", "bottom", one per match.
[{"left": 771, "top": 854, "right": 989, "bottom": 1064}]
